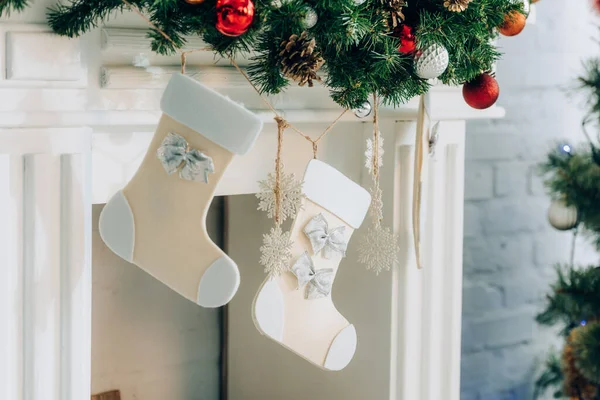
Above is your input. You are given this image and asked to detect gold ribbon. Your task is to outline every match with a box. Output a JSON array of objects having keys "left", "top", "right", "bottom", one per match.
[{"left": 413, "top": 95, "right": 431, "bottom": 269}]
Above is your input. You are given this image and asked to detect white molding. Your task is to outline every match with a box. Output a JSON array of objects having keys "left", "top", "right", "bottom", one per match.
[
  {"left": 6, "top": 31, "right": 82, "bottom": 81},
  {"left": 101, "top": 65, "right": 256, "bottom": 89},
  {"left": 0, "top": 127, "right": 92, "bottom": 400},
  {"left": 392, "top": 121, "right": 465, "bottom": 400},
  {"left": 102, "top": 27, "right": 207, "bottom": 53},
  {"left": 0, "top": 23, "right": 87, "bottom": 88}
]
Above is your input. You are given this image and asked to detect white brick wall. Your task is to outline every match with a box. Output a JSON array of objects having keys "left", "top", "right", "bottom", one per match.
[{"left": 460, "top": 3, "right": 600, "bottom": 399}]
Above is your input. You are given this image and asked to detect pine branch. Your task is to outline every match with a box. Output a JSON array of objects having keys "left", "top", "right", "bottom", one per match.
[
  {"left": 44, "top": 0, "right": 524, "bottom": 108},
  {"left": 541, "top": 145, "right": 600, "bottom": 250},
  {"left": 47, "top": 0, "right": 139, "bottom": 37},
  {"left": 0, "top": 0, "right": 29, "bottom": 17},
  {"left": 537, "top": 266, "right": 600, "bottom": 334},
  {"left": 534, "top": 352, "right": 564, "bottom": 399}
]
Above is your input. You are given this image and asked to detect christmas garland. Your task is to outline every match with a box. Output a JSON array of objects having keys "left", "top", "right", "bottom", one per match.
[{"left": 1, "top": 0, "right": 532, "bottom": 109}]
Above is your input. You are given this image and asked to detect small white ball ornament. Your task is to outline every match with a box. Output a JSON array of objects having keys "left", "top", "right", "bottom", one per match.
[
  {"left": 415, "top": 43, "right": 449, "bottom": 80},
  {"left": 353, "top": 101, "right": 372, "bottom": 118},
  {"left": 302, "top": 6, "right": 318, "bottom": 29},
  {"left": 547, "top": 200, "right": 578, "bottom": 231}
]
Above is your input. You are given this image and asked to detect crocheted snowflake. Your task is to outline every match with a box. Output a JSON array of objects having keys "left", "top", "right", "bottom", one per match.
[
  {"left": 358, "top": 223, "right": 400, "bottom": 275},
  {"left": 365, "top": 134, "right": 384, "bottom": 175},
  {"left": 256, "top": 171, "right": 304, "bottom": 223},
  {"left": 259, "top": 225, "right": 294, "bottom": 277}
]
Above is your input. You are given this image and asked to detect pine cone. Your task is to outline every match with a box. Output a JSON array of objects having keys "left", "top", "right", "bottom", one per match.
[
  {"left": 443, "top": 0, "right": 472, "bottom": 12},
  {"left": 382, "top": 0, "right": 406, "bottom": 28},
  {"left": 279, "top": 32, "right": 324, "bottom": 88}
]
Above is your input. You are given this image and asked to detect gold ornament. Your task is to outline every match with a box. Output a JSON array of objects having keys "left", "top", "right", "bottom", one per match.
[
  {"left": 279, "top": 31, "right": 324, "bottom": 87},
  {"left": 443, "top": 0, "right": 472, "bottom": 12}
]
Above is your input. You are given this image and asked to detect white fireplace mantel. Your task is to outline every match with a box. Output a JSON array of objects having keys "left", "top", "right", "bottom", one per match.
[{"left": 0, "top": 16, "right": 503, "bottom": 400}]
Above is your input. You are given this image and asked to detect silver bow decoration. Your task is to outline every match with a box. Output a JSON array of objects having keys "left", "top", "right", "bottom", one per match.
[
  {"left": 157, "top": 133, "right": 215, "bottom": 183},
  {"left": 292, "top": 252, "right": 334, "bottom": 300},
  {"left": 303, "top": 213, "right": 348, "bottom": 259}
]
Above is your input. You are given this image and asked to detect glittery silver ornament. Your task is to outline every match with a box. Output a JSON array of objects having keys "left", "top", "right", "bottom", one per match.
[
  {"left": 547, "top": 200, "right": 578, "bottom": 231},
  {"left": 302, "top": 6, "right": 318, "bottom": 29},
  {"left": 358, "top": 223, "right": 400, "bottom": 275},
  {"left": 353, "top": 101, "right": 372, "bottom": 118},
  {"left": 365, "top": 133, "right": 384, "bottom": 175},
  {"left": 415, "top": 43, "right": 449, "bottom": 80},
  {"left": 259, "top": 225, "right": 294, "bottom": 277},
  {"left": 256, "top": 170, "right": 304, "bottom": 223}
]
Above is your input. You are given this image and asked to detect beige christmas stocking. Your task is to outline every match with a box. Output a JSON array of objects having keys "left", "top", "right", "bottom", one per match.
[
  {"left": 99, "top": 73, "right": 263, "bottom": 308},
  {"left": 252, "top": 159, "right": 371, "bottom": 370}
]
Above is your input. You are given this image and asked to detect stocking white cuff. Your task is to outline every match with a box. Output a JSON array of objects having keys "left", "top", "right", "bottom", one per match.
[
  {"left": 303, "top": 160, "right": 371, "bottom": 229},
  {"left": 161, "top": 73, "right": 263, "bottom": 155}
]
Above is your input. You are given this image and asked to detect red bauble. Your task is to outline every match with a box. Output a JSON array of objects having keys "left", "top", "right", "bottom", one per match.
[
  {"left": 593, "top": 0, "right": 600, "bottom": 13},
  {"left": 216, "top": 0, "right": 255, "bottom": 37},
  {"left": 462, "top": 73, "right": 500, "bottom": 110},
  {"left": 498, "top": 11, "right": 526, "bottom": 36},
  {"left": 393, "top": 24, "right": 416, "bottom": 54}
]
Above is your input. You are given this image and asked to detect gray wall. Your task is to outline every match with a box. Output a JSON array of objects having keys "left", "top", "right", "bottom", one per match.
[
  {"left": 460, "top": 3, "right": 600, "bottom": 399},
  {"left": 91, "top": 199, "right": 224, "bottom": 400}
]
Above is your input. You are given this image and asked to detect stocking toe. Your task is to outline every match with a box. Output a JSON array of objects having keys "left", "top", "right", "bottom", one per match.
[
  {"left": 196, "top": 256, "right": 240, "bottom": 308},
  {"left": 324, "top": 324, "right": 357, "bottom": 371},
  {"left": 99, "top": 190, "right": 135, "bottom": 262}
]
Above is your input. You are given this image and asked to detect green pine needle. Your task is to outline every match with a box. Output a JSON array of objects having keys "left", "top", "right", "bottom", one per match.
[{"left": 22, "top": 0, "right": 523, "bottom": 108}]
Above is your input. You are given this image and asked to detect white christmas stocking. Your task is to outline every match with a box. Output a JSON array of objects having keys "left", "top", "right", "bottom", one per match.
[
  {"left": 99, "top": 73, "right": 263, "bottom": 308},
  {"left": 252, "top": 160, "right": 371, "bottom": 370}
]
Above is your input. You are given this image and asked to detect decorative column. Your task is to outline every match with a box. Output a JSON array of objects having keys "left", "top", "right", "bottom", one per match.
[{"left": 0, "top": 128, "right": 92, "bottom": 400}]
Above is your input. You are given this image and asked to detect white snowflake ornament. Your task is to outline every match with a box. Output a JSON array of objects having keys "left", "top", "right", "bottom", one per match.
[
  {"left": 365, "top": 133, "right": 384, "bottom": 175},
  {"left": 358, "top": 224, "right": 400, "bottom": 275},
  {"left": 259, "top": 225, "right": 294, "bottom": 277},
  {"left": 256, "top": 171, "right": 304, "bottom": 223}
]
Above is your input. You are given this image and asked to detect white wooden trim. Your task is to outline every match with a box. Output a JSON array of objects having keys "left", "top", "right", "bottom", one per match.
[
  {"left": 102, "top": 27, "right": 207, "bottom": 53},
  {"left": 392, "top": 121, "right": 465, "bottom": 400},
  {"left": 0, "top": 128, "right": 92, "bottom": 400}
]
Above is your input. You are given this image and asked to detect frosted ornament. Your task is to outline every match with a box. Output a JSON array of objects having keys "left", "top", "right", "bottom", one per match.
[{"left": 415, "top": 43, "right": 449, "bottom": 80}]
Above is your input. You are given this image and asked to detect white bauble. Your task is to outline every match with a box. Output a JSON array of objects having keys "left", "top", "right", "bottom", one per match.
[
  {"left": 415, "top": 43, "right": 449, "bottom": 80},
  {"left": 547, "top": 200, "right": 578, "bottom": 231},
  {"left": 353, "top": 101, "right": 372, "bottom": 118},
  {"left": 303, "top": 6, "right": 318, "bottom": 29}
]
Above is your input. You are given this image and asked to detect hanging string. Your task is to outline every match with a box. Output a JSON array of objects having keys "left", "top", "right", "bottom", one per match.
[
  {"left": 372, "top": 93, "right": 380, "bottom": 181},
  {"left": 274, "top": 116, "right": 288, "bottom": 225},
  {"left": 570, "top": 225, "right": 579, "bottom": 269},
  {"left": 121, "top": 0, "right": 348, "bottom": 157},
  {"left": 229, "top": 57, "right": 347, "bottom": 157}
]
